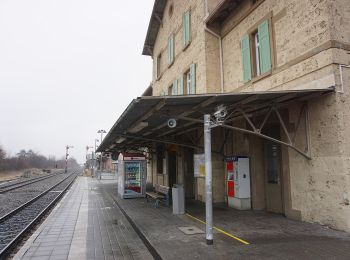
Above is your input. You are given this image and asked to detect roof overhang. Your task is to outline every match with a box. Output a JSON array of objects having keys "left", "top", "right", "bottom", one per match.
[
  {"left": 205, "top": 0, "right": 245, "bottom": 27},
  {"left": 98, "top": 87, "right": 335, "bottom": 158},
  {"left": 142, "top": 0, "right": 168, "bottom": 56}
]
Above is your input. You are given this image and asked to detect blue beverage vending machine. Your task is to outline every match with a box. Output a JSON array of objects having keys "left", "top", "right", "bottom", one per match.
[{"left": 117, "top": 153, "right": 147, "bottom": 198}]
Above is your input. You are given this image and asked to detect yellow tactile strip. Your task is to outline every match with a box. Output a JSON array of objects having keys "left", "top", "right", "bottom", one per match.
[{"left": 185, "top": 213, "right": 250, "bottom": 245}]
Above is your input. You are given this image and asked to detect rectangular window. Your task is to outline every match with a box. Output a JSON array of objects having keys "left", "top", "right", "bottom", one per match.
[
  {"left": 168, "top": 34, "right": 174, "bottom": 64},
  {"left": 184, "top": 63, "right": 196, "bottom": 94},
  {"left": 189, "top": 63, "right": 196, "bottom": 94},
  {"left": 156, "top": 53, "right": 161, "bottom": 78},
  {"left": 241, "top": 19, "right": 272, "bottom": 82},
  {"left": 253, "top": 31, "right": 261, "bottom": 76},
  {"left": 168, "top": 79, "right": 179, "bottom": 96},
  {"left": 183, "top": 11, "right": 191, "bottom": 47},
  {"left": 168, "top": 79, "right": 178, "bottom": 96},
  {"left": 178, "top": 75, "right": 184, "bottom": 95},
  {"left": 266, "top": 143, "right": 280, "bottom": 184},
  {"left": 185, "top": 70, "right": 190, "bottom": 94},
  {"left": 172, "top": 79, "right": 178, "bottom": 95},
  {"left": 168, "top": 84, "right": 173, "bottom": 96}
]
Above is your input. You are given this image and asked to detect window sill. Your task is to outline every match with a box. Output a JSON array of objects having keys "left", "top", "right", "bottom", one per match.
[
  {"left": 156, "top": 72, "right": 163, "bottom": 81},
  {"left": 182, "top": 41, "right": 191, "bottom": 51},
  {"left": 251, "top": 69, "right": 272, "bottom": 83},
  {"left": 168, "top": 61, "right": 174, "bottom": 68}
]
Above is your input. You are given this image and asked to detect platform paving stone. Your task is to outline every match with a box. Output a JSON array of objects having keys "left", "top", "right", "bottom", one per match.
[{"left": 13, "top": 177, "right": 153, "bottom": 260}]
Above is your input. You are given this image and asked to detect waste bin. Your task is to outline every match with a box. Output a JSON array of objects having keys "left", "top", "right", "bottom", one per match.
[{"left": 172, "top": 184, "right": 185, "bottom": 214}]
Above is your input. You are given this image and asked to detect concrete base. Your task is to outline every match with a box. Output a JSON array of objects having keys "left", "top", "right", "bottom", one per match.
[{"left": 228, "top": 197, "right": 251, "bottom": 210}]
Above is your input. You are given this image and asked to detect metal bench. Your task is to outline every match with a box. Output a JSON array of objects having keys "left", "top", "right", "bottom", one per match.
[{"left": 146, "top": 184, "right": 170, "bottom": 208}]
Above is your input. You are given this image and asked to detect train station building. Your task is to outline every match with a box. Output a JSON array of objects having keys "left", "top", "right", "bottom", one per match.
[{"left": 98, "top": 0, "right": 350, "bottom": 233}]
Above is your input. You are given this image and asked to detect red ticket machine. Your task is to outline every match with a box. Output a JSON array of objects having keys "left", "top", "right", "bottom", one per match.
[
  {"left": 227, "top": 161, "right": 235, "bottom": 198},
  {"left": 225, "top": 156, "right": 251, "bottom": 210}
]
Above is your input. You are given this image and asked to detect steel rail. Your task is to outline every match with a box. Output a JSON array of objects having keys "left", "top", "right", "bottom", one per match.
[
  {"left": 0, "top": 171, "right": 64, "bottom": 194},
  {"left": 0, "top": 172, "right": 73, "bottom": 223},
  {"left": 0, "top": 171, "right": 78, "bottom": 259}
]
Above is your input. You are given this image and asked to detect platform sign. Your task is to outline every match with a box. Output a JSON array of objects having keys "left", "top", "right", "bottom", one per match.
[{"left": 194, "top": 154, "right": 205, "bottom": 177}]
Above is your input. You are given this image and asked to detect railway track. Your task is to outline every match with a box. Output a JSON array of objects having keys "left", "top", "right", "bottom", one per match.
[
  {"left": 0, "top": 170, "right": 79, "bottom": 259},
  {"left": 0, "top": 171, "right": 64, "bottom": 194}
]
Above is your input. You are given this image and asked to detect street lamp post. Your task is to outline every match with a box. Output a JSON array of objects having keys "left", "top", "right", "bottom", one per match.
[
  {"left": 94, "top": 139, "right": 99, "bottom": 153},
  {"left": 85, "top": 145, "right": 93, "bottom": 177},
  {"left": 97, "top": 130, "right": 106, "bottom": 172},
  {"left": 65, "top": 145, "right": 74, "bottom": 173},
  {"left": 97, "top": 129, "right": 107, "bottom": 144},
  {"left": 93, "top": 139, "right": 99, "bottom": 178}
]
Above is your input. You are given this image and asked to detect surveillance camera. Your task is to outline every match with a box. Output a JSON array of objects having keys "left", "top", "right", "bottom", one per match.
[
  {"left": 214, "top": 105, "right": 227, "bottom": 120},
  {"left": 214, "top": 110, "right": 227, "bottom": 118},
  {"left": 167, "top": 118, "right": 177, "bottom": 128}
]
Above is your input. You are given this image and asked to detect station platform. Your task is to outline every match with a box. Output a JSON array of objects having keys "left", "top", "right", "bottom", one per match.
[{"left": 14, "top": 177, "right": 350, "bottom": 260}]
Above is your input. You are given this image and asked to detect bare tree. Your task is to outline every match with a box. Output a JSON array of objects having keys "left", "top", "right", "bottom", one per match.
[
  {"left": 0, "top": 146, "right": 79, "bottom": 172},
  {"left": 0, "top": 146, "right": 6, "bottom": 171},
  {"left": 0, "top": 146, "right": 5, "bottom": 160}
]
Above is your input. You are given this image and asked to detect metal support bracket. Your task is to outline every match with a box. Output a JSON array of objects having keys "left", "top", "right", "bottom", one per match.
[
  {"left": 181, "top": 103, "right": 312, "bottom": 160},
  {"left": 219, "top": 104, "right": 311, "bottom": 159}
]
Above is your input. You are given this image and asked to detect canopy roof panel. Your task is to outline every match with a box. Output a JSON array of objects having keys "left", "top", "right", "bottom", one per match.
[{"left": 98, "top": 87, "right": 334, "bottom": 154}]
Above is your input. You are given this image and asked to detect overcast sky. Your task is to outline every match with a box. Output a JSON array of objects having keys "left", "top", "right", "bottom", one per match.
[{"left": 0, "top": 0, "right": 153, "bottom": 163}]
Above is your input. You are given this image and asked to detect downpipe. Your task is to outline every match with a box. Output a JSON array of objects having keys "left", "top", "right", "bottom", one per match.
[
  {"left": 204, "top": 25, "right": 224, "bottom": 94},
  {"left": 339, "top": 64, "right": 350, "bottom": 94}
]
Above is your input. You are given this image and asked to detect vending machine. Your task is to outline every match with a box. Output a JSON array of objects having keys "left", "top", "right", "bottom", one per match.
[
  {"left": 225, "top": 156, "right": 251, "bottom": 210},
  {"left": 118, "top": 153, "right": 147, "bottom": 198}
]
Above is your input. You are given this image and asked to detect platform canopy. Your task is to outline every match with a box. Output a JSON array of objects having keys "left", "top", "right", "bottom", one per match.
[{"left": 97, "top": 87, "right": 334, "bottom": 158}]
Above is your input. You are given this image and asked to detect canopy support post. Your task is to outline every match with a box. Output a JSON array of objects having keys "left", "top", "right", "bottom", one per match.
[{"left": 204, "top": 114, "right": 213, "bottom": 245}]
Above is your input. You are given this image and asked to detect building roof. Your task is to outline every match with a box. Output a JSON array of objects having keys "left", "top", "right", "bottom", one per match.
[
  {"left": 142, "top": 0, "right": 168, "bottom": 56},
  {"left": 205, "top": 0, "right": 242, "bottom": 25},
  {"left": 97, "top": 87, "right": 335, "bottom": 157}
]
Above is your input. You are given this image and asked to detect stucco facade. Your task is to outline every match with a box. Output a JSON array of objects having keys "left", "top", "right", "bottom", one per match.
[{"left": 143, "top": 0, "right": 350, "bottom": 232}]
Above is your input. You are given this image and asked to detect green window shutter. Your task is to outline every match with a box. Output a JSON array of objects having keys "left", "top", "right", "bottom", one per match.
[
  {"left": 168, "top": 38, "right": 170, "bottom": 64},
  {"left": 186, "top": 12, "right": 190, "bottom": 44},
  {"left": 171, "top": 35, "right": 174, "bottom": 62},
  {"left": 168, "top": 35, "right": 174, "bottom": 64},
  {"left": 178, "top": 76, "right": 184, "bottom": 95},
  {"left": 258, "top": 20, "right": 272, "bottom": 74},
  {"left": 183, "top": 14, "right": 186, "bottom": 46},
  {"left": 172, "top": 79, "right": 178, "bottom": 95},
  {"left": 189, "top": 63, "right": 196, "bottom": 94},
  {"left": 241, "top": 35, "right": 252, "bottom": 83},
  {"left": 168, "top": 37, "right": 171, "bottom": 64},
  {"left": 183, "top": 11, "right": 190, "bottom": 46}
]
